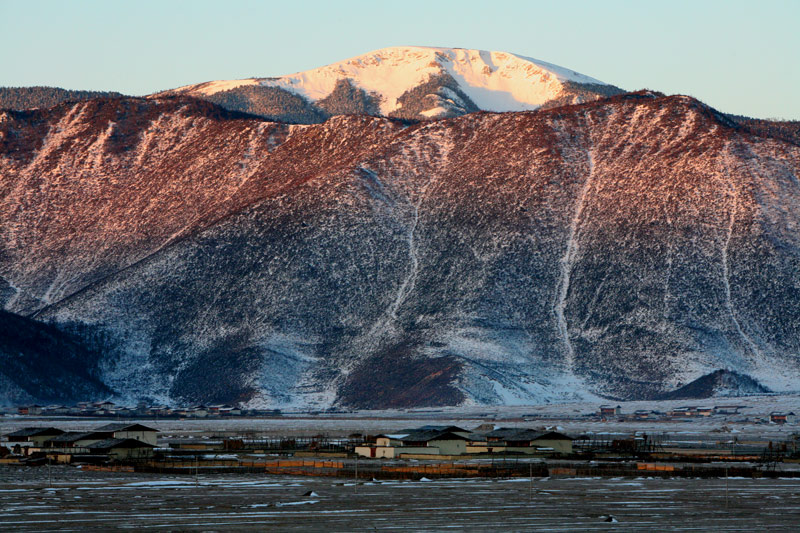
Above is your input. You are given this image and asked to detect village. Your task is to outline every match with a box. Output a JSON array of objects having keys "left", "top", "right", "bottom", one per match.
[
  {"left": 2, "top": 399, "right": 800, "bottom": 481},
  {"left": 5, "top": 399, "right": 797, "bottom": 423},
  {"left": 2, "top": 423, "right": 574, "bottom": 466},
  {"left": 9, "top": 401, "right": 279, "bottom": 418},
  {"left": 4, "top": 402, "right": 800, "bottom": 530}
]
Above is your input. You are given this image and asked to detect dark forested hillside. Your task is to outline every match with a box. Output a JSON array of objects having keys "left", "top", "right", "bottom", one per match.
[
  {"left": 0, "top": 86, "right": 124, "bottom": 110},
  {"left": 204, "top": 85, "right": 328, "bottom": 124},
  {"left": 727, "top": 114, "right": 800, "bottom": 146},
  {"left": 0, "top": 310, "right": 111, "bottom": 404}
]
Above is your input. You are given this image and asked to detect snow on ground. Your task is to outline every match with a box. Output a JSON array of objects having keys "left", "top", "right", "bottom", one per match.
[{"left": 169, "top": 78, "right": 260, "bottom": 96}]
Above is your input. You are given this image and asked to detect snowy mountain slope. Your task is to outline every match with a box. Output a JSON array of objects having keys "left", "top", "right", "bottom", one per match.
[
  {"left": 2, "top": 93, "right": 800, "bottom": 408},
  {"left": 161, "top": 47, "right": 623, "bottom": 121}
]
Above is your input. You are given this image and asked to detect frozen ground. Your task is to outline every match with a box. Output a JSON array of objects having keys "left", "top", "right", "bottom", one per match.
[{"left": 2, "top": 466, "right": 800, "bottom": 531}]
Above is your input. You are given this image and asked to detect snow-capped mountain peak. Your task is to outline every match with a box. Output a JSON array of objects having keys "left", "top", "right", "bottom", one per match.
[{"left": 163, "top": 46, "right": 620, "bottom": 121}]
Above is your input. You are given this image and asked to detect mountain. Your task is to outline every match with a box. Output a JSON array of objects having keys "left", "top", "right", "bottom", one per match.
[
  {"left": 654, "top": 369, "right": 770, "bottom": 400},
  {"left": 158, "top": 47, "right": 624, "bottom": 122},
  {"left": 0, "top": 86, "right": 125, "bottom": 111},
  {"left": 1, "top": 90, "right": 799, "bottom": 408}
]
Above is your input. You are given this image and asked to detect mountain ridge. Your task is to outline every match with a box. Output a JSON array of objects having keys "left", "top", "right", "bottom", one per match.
[{"left": 2, "top": 89, "right": 799, "bottom": 407}]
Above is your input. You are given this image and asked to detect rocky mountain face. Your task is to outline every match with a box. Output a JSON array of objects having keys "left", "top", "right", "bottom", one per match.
[
  {"left": 1, "top": 91, "right": 799, "bottom": 408},
  {"left": 160, "top": 47, "right": 624, "bottom": 122}
]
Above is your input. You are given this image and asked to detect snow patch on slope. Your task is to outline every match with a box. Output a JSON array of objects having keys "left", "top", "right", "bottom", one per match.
[{"left": 176, "top": 79, "right": 260, "bottom": 96}]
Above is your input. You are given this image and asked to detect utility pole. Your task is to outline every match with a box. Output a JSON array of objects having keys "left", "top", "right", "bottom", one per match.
[
  {"left": 725, "top": 466, "right": 729, "bottom": 510},
  {"left": 47, "top": 457, "right": 51, "bottom": 488},
  {"left": 354, "top": 454, "right": 358, "bottom": 493},
  {"left": 529, "top": 461, "right": 533, "bottom": 501},
  {"left": 195, "top": 455, "right": 199, "bottom": 488}
]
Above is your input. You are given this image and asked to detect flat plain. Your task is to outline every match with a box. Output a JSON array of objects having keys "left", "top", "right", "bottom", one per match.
[{"left": 2, "top": 466, "right": 800, "bottom": 531}]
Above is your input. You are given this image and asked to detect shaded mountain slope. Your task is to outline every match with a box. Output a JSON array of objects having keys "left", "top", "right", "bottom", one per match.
[{"left": 0, "top": 310, "right": 110, "bottom": 405}]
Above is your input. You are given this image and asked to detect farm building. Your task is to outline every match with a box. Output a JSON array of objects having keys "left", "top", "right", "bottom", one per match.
[
  {"left": 93, "top": 423, "right": 159, "bottom": 445},
  {"left": 398, "top": 430, "right": 469, "bottom": 455},
  {"left": 599, "top": 405, "right": 621, "bottom": 417},
  {"left": 668, "top": 406, "right": 698, "bottom": 417},
  {"left": 469, "top": 429, "right": 573, "bottom": 454},
  {"left": 87, "top": 438, "right": 156, "bottom": 460},
  {"left": 355, "top": 429, "right": 470, "bottom": 458},
  {"left": 355, "top": 438, "right": 397, "bottom": 458},
  {"left": 770, "top": 412, "right": 796, "bottom": 424},
  {"left": 5, "top": 427, "right": 64, "bottom": 446},
  {"left": 414, "top": 425, "right": 471, "bottom": 437},
  {"left": 714, "top": 405, "right": 744, "bottom": 415},
  {"left": 44, "top": 431, "right": 111, "bottom": 450}
]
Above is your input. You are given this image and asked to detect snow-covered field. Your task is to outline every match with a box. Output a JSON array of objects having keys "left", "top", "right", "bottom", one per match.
[{"left": 2, "top": 466, "right": 800, "bottom": 531}]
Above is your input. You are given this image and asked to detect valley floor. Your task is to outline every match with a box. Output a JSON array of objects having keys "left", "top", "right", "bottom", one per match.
[
  {"left": 2, "top": 466, "right": 800, "bottom": 531},
  {"left": 4, "top": 394, "right": 798, "bottom": 441}
]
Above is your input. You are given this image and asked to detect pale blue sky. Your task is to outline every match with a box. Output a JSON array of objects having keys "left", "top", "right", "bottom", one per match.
[{"left": 1, "top": 0, "right": 798, "bottom": 119}]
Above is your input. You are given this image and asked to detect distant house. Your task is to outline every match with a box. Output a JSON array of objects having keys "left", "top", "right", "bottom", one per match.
[
  {"left": 93, "top": 423, "right": 159, "bottom": 446},
  {"left": 150, "top": 406, "right": 172, "bottom": 416},
  {"left": 5, "top": 427, "right": 65, "bottom": 448},
  {"left": 374, "top": 434, "right": 407, "bottom": 447},
  {"left": 471, "top": 428, "right": 573, "bottom": 454},
  {"left": 356, "top": 434, "right": 404, "bottom": 458},
  {"left": 696, "top": 407, "right": 713, "bottom": 417},
  {"left": 191, "top": 406, "right": 209, "bottom": 418},
  {"left": 44, "top": 431, "right": 109, "bottom": 450},
  {"left": 415, "top": 425, "right": 471, "bottom": 437},
  {"left": 398, "top": 430, "right": 469, "bottom": 455},
  {"left": 770, "top": 412, "right": 796, "bottom": 424},
  {"left": 354, "top": 428, "right": 470, "bottom": 458},
  {"left": 668, "top": 406, "right": 698, "bottom": 417},
  {"left": 633, "top": 410, "right": 652, "bottom": 420},
  {"left": 599, "top": 405, "right": 621, "bottom": 417},
  {"left": 484, "top": 428, "right": 523, "bottom": 443},
  {"left": 17, "top": 405, "right": 43, "bottom": 416},
  {"left": 87, "top": 438, "right": 156, "bottom": 460},
  {"left": 505, "top": 430, "right": 573, "bottom": 454},
  {"left": 217, "top": 405, "right": 242, "bottom": 416},
  {"left": 714, "top": 405, "right": 743, "bottom": 415}
]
